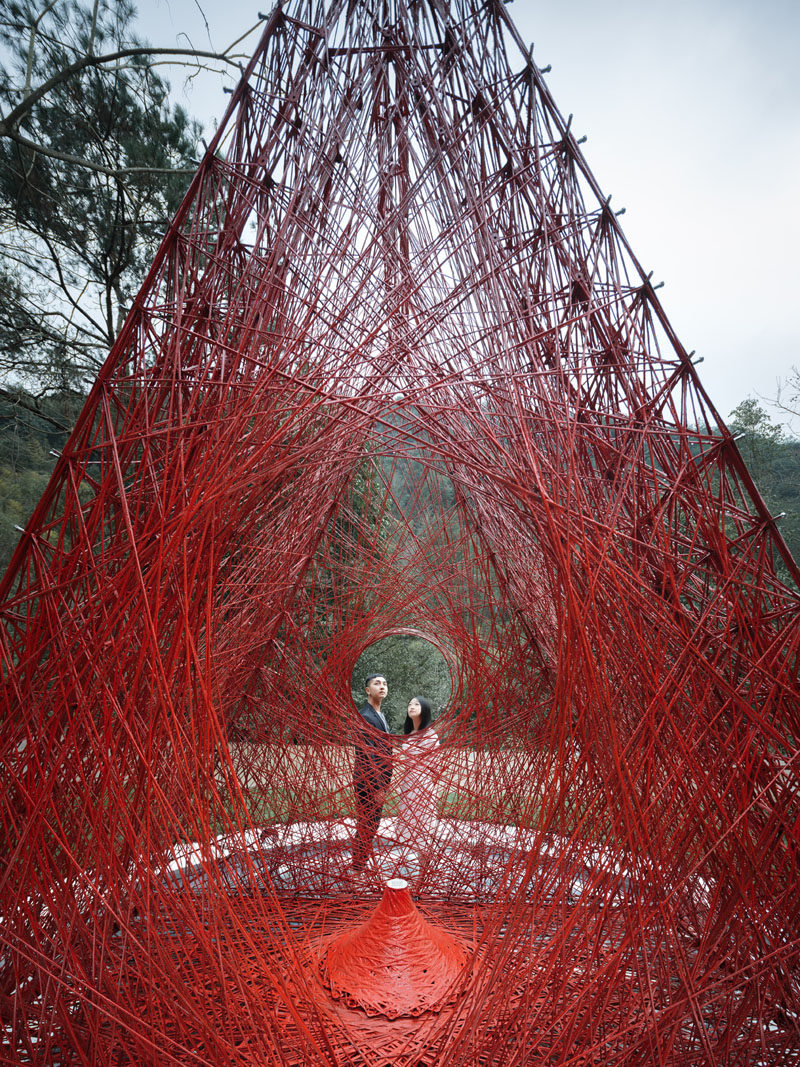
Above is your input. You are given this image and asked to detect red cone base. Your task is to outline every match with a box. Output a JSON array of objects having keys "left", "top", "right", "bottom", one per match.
[{"left": 321, "top": 878, "right": 468, "bottom": 1018}]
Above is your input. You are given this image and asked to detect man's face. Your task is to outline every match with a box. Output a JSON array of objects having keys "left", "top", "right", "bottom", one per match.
[{"left": 365, "top": 676, "right": 388, "bottom": 703}]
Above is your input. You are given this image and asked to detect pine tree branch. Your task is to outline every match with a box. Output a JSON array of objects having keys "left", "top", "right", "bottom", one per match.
[{"left": 0, "top": 44, "right": 243, "bottom": 135}]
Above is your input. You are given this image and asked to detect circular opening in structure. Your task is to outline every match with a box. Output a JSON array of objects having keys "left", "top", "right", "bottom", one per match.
[{"left": 350, "top": 633, "right": 452, "bottom": 734}]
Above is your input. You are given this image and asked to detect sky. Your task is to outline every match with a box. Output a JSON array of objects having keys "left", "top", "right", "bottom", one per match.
[{"left": 141, "top": 0, "right": 800, "bottom": 430}]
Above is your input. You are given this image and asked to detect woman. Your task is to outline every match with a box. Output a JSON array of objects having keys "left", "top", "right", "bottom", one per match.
[{"left": 395, "top": 696, "right": 441, "bottom": 857}]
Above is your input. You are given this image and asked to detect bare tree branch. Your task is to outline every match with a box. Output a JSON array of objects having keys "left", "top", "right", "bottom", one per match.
[
  {"left": 23, "top": 2, "right": 60, "bottom": 97},
  {"left": 0, "top": 386, "right": 73, "bottom": 431},
  {"left": 4, "top": 127, "right": 197, "bottom": 178},
  {"left": 772, "top": 369, "right": 800, "bottom": 424}
]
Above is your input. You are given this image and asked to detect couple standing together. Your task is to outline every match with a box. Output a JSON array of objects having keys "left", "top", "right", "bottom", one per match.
[{"left": 351, "top": 673, "right": 440, "bottom": 874}]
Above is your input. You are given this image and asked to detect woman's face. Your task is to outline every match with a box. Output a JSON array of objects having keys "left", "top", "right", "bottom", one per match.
[{"left": 408, "top": 698, "right": 422, "bottom": 726}]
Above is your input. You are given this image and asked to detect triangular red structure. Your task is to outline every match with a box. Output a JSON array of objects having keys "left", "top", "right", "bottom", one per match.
[{"left": 1, "top": 1, "right": 798, "bottom": 1063}]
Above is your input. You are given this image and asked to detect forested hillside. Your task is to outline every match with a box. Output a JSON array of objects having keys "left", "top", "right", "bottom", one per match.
[
  {"left": 0, "top": 391, "right": 84, "bottom": 571},
  {"left": 728, "top": 398, "right": 800, "bottom": 582},
  {"left": 1, "top": 391, "right": 798, "bottom": 582}
]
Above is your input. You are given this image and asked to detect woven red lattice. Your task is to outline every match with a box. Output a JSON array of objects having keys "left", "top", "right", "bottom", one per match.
[{"left": 1, "top": 1, "right": 799, "bottom": 1064}]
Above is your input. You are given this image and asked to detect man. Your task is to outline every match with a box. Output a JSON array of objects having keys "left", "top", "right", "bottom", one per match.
[{"left": 352, "top": 673, "right": 392, "bottom": 872}]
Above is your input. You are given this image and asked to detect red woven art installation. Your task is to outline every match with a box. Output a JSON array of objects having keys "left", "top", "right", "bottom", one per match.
[
  {"left": 322, "top": 877, "right": 467, "bottom": 1017},
  {"left": 2, "top": 1, "right": 799, "bottom": 1063}
]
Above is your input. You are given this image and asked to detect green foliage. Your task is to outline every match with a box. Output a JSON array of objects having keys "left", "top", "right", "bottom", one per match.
[
  {"left": 0, "top": 0, "right": 201, "bottom": 390},
  {"left": 0, "top": 0, "right": 203, "bottom": 574},
  {"left": 0, "top": 388, "right": 85, "bottom": 573},
  {"left": 351, "top": 634, "right": 452, "bottom": 733},
  {"left": 728, "top": 399, "right": 800, "bottom": 572},
  {"left": 729, "top": 399, "right": 785, "bottom": 473}
]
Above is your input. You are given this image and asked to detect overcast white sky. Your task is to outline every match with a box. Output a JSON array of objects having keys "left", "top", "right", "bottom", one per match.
[{"left": 141, "top": 0, "right": 800, "bottom": 429}]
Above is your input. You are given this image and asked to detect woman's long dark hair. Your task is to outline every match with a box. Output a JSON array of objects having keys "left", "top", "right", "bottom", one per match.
[{"left": 403, "top": 695, "right": 433, "bottom": 734}]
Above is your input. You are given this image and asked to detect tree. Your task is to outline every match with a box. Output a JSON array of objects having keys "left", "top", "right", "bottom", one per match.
[
  {"left": 0, "top": 0, "right": 255, "bottom": 395},
  {"left": 774, "top": 365, "right": 800, "bottom": 430},
  {"left": 728, "top": 397, "right": 800, "bottom": 570},
  {"left": 728, "top": 398, "right": 785, "bottom": 484},
  {"left": 0, "top": 0, "right": 262, "bottom": 569}
]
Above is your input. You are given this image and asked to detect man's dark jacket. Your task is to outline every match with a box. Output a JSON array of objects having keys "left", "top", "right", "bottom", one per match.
[{"left": 353, "top": 702, "right": 392, "bottom": 787}]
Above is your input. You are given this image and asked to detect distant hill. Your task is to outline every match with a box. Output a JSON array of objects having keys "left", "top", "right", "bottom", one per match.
[{"left": 1, "top": 390, "right": 797, "bottom": 584}]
